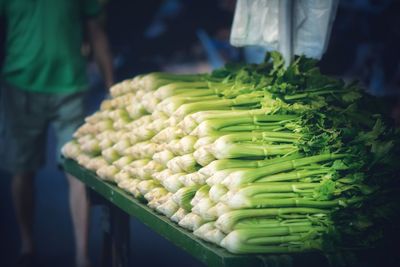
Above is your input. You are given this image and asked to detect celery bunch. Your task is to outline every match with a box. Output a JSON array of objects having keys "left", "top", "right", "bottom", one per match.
[{"left": 62, "top": 52, "right": 400, "bottom": 256}]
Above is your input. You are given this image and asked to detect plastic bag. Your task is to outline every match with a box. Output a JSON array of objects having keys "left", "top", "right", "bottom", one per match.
[{"left": 230, "top": 0, "right": 339, "bottom": 60}]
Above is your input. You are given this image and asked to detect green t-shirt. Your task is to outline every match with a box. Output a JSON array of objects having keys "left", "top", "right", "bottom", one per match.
[{"left": 0, "top": 0, "right": 101, "bottom": 93}]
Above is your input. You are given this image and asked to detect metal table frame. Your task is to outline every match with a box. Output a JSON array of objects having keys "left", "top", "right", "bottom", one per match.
[{"left": 63, "top": 159, "right": 328, "bottom": 267}]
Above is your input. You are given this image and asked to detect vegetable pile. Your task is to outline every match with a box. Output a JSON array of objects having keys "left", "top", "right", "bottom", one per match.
[{"left": 62, "top": 52, "right": 400, "bottom": 255}]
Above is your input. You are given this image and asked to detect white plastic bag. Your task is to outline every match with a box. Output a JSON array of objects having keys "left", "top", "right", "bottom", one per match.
[{"left": 230, "top": 0, "right": 339, "bottom": 60}]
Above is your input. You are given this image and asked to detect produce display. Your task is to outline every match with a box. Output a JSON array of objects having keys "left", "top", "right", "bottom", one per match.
[{"left": 62, "top": 52, "right": 399, "bottom": 256}]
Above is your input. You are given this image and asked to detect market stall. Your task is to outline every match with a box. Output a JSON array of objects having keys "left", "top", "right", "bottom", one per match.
[
  {"left": 62, "top": 56, "right": 399, "bottom": 267},
  {"left": 61, "top": 1, "right": 400, "bottom": 267}
]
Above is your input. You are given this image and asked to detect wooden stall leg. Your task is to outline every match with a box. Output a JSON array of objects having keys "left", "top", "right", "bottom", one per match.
[
  {"left": 100, "top": 204, "right": 112, "bottom": 267},
  {"left": 88, "top": 190, "right": 113, "bottom": 267},
  {"left": 110, "top": 203, "right": 130, "bottom": 267}
]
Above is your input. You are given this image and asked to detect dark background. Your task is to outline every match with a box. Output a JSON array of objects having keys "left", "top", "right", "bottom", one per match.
[{"left": 0, "top": 0, "right": 399, "bottom": 266}]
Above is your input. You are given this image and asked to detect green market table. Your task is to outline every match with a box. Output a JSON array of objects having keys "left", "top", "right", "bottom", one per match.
[{"left": 63, "top": 159, "right": 329, "bottom": 267}]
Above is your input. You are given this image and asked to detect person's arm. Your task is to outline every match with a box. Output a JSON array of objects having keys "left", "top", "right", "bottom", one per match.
[{"left": 86, "top": 18, "right": 114, "bottom": 89}]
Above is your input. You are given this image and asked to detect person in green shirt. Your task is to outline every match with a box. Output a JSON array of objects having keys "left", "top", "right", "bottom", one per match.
[{"left": 0, "top": 0, "right": 114, "bottom": 266}]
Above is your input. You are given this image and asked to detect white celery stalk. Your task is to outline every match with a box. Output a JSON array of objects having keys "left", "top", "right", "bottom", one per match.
[
  {"left": 153, "top": 150, "right": 175, "bottom": 166},
  {"left": 209, "top": 184, "right": 229, "bottom": 202},
  {"left": 156, "top": 198, "right": 180, "bottom": 218},
  {"left": 193, "top": 145, "right": 216, "bottom": 166},
  {"left": 178, "top": 213, "right": 205, "bottom": 231},
  {"left": 162, "top": 173, "right": 185, "bottom": 193}
]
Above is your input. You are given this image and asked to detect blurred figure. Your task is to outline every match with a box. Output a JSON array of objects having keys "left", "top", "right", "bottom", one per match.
[
  {"left": 0, "top": 1, "right": 113, "bottom": 267},
  {"left": 141, "top": 0, "right": 239, "bottom": 73}
]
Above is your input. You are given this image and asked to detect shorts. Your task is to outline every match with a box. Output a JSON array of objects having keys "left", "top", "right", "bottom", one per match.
[{"left": 0, "top": 83, "right": 86, "bottom": 173}]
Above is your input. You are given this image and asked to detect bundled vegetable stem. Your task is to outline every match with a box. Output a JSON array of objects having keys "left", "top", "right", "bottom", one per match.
[{"left": 63, "top": 51, "right": 400, "bottom": 257}]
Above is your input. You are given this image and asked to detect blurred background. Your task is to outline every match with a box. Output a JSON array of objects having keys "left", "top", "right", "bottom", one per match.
[{"left": 0, "top": 0, "right": 399, "bottom": 266}]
